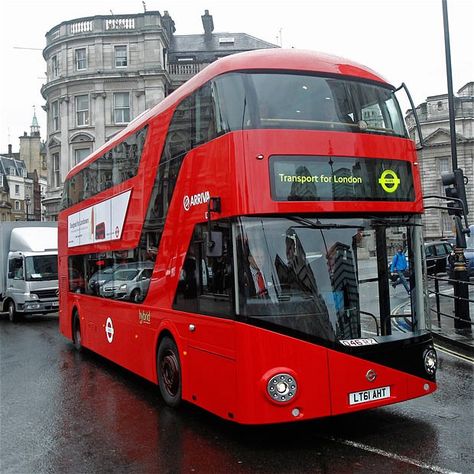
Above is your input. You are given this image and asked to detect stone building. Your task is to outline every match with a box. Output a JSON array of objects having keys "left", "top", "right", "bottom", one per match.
[
  {"left": 406, "top": 82, "right": 474, "bottom": 240},
  {"left": 0, "top": 113, "right": 48, "bottom": 221},
  {"left": 41, "top": 10, "right": 277, "bottom": 220}
]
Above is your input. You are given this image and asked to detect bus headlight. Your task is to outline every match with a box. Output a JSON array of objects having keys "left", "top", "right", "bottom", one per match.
[
  {"left": 266, "top": 373, "right": 298, "bottom": 403},
  {"left": 423, "top": 348, "right": 437, "bottom": 376}
]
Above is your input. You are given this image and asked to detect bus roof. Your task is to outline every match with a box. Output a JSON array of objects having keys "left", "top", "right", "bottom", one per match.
[{"left": 66, "top": 48, "right": 391, "bottom": 181}]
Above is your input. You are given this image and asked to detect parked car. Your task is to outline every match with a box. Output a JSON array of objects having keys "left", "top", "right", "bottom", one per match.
[
  {"left": 88, "top": 265, "right": 117, "bottom": 294},
  {"left": 424, "top": 241, "right": 454, "bottom": 275},
  {"left": 100, "top": 264, "right": 154, "bottom": 302},
  {"left": 88, "top": 261, "right": 151, "bottom": 294},
  {"left": 387, "top": 242, "right": 452, "bottom": 276}
]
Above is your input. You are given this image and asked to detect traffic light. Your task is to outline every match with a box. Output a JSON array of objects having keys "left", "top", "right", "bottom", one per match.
[{"left": 441, "top": 168, "right": 469, "bottom": 216}]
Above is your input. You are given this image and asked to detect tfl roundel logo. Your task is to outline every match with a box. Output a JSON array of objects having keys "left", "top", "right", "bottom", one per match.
[{"left": 378, "top": 169, "right": 400, "bottom": 193}]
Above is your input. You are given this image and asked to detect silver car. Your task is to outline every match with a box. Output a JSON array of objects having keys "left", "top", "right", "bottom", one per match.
[{"left": 100, "top": 264, "right": 153, "bottom": 302}]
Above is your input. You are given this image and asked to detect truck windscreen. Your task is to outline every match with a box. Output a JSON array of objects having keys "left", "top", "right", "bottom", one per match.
[{"left": 25, "top": 255, "right": 58, "bottom": 281}]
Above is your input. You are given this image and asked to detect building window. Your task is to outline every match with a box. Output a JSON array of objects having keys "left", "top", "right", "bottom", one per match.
[
  {"left": 75, "top": 48, "right": 87, "bottom": 71},
  {"left": 439, "top": 157, "right": 450, "bottom": 175},
  {"left": 51, "top": 55, "right": 59, "bottom": 78},
  {"left": 15, "top": 201, "right": 21, "bottom": 211},
  {"left": 53, "top": 153, "right": 61, "bottom": 188},
  {"left": 113, "top": 93, "right": 130, "bottom": 124},
  {"left": 74, "top": 148, "right": 91, "bottom": 165},
  {"left": 15, "top": 184, "right": 20, "bottom": 195},
  {"left": 52, "top": 100, "right": 60, "bottom": 131},
  {"left": 75, "top": 95, "right": 89, "bottom": 127},
  {"left": 114, "top": 45, "right": 128, "bottom": 67}
]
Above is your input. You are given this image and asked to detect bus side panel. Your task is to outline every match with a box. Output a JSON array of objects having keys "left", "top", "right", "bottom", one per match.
[
  {"left": 327, "top": 350, "right": 436, "bottom": 415},
  {"left": 170, "top": 312, "right": 237, "bottom": 420},
  {"left": 234, "top": 324, "right": 331, "bottom": 425}
]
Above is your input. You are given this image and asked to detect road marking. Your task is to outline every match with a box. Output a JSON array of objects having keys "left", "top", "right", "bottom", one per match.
[
  {"left": 435, "top": 344, "right": 474, "bottom": 364},
  {"left": 329, "top": 437, "right": 461, "bottom": 474}
]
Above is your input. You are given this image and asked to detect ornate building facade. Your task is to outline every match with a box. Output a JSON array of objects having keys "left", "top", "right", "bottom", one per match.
[
  {"left": 407, "top": 82, "right": 474, "bottom": 240},
  {"left": 41, "top": 10, "right": 277, "bottom": 219},
  {"left": 0, "top": 114, "right": 47, "bottom": 221}
]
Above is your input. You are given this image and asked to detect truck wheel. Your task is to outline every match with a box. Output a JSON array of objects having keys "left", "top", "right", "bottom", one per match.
[
  {"left": 157, "top": 337, "right": 182, "bottom": 407},
  {"left": 7, "top": 301, "right": 19, "bottom": 323},
  {"left": 72, "top": 313, "right": 82, "bottom": 351}
]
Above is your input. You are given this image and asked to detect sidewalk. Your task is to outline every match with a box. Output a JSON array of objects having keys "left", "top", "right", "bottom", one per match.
[{"left": 429, "top": 287, "right": 474, "bottom": 356}]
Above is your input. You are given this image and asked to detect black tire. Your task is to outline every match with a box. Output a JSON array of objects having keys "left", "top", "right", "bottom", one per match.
[
  {"left": 157, "top": 337, "right": 182, "bottom": 407},
  {"left": 72, "top": 313, "right": 82, "bottom": 351},
  {"left": 130, "top": 289, "right": 141, "bottom": 303},
  {"left": 7, "top": 300, "right": 19, "bottom": 323}
]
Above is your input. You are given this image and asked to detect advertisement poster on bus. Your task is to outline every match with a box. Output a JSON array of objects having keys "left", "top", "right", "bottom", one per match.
[{"left": 67, "top": 190, "right": 131, "bottom": 248}]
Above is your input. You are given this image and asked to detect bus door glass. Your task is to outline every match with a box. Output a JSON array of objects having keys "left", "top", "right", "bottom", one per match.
[{"left": 173, "top": 221, "right": 237, "bottom": 413}]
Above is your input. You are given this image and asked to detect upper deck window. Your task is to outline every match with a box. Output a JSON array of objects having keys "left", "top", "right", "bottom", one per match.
[
  {"left": 61, "top": 126, "right": 148, "bottom": 210},
  {"left": 213, "top": 72, "right": 407, "bottom": 138}
]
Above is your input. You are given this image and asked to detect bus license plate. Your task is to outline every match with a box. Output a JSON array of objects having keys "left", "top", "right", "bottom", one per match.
[{"left": 349, "top": 386, "right": 390, "bottom": 405}]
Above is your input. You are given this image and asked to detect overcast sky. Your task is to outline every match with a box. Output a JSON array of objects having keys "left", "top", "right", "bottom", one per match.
[{"left": 0, "top": 0, "right": 472, "bottom": 153}]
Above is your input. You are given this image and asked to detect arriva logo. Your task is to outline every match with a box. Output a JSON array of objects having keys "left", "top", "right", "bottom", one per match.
[{"left": 183, "top": 191, "right": 210, "bottom": 211}]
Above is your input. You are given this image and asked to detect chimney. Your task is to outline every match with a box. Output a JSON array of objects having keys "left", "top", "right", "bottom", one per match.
[
  {"left": 8, "top": 144, "right": 12, "bottom": 155},
  {"left": 162, "top": 11, "right": 175, "bottom": 41},
  {"left": 201, "top": 10, "right": 214, "bottom": 39}
]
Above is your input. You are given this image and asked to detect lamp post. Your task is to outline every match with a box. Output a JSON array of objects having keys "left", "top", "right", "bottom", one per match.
[{"left": 442, "top": 0, "right": 471, "bottom": 329}]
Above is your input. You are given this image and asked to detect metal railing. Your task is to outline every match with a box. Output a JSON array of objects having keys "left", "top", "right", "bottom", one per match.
[{"left": 428, "top": 272, "right": 473, "bottom": 328}]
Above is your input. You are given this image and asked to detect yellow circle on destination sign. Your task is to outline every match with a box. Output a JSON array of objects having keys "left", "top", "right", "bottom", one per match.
[{"left": 378, "top": 169, "right": 400, "bottom": 193}]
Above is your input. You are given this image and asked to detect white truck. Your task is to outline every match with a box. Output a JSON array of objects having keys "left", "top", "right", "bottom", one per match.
[{"left": 0, "top": 222, "right": 58, "bottom": 322}]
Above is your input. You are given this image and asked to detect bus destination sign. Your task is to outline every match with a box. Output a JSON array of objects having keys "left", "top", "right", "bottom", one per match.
[{"left": 270, "top": 156, "right": 415, "bottom": 202}]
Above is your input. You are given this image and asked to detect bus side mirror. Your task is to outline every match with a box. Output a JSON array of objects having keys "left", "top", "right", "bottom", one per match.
[{"left": 205, "top": 231, "right": 222, "bottom": 257}]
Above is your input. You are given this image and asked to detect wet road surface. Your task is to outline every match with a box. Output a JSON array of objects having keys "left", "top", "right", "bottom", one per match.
[{"left": 1, "top": 314, "right": 473, "bottom": 473}]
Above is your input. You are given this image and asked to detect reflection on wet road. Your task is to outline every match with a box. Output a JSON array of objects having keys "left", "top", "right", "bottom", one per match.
[{"left": 1, "top": 315, "right": 472, "bottom": 473}]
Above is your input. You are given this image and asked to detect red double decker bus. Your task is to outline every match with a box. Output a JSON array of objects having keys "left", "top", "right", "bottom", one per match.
[{"left": 58, "top": 49, "right": 437, "bottom": 424}]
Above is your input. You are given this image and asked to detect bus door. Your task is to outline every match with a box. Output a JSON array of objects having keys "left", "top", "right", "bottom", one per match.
[{"left": 173, "top": 222, "right": 238, "bottom": 418}]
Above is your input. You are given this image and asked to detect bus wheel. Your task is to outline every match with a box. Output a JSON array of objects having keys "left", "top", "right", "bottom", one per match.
[
  {"left": 7, "top": 301, "right": 19, "bottom": 323},
  {"left": 157, "top": 337, "right": 182, "bottom": 407},
  {"left": 72, "top": 313, "right": 82, "bottom": 351}
]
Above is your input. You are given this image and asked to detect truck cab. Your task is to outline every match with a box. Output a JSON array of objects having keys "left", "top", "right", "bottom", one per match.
[{"left": 1, "top": 224, "right": 58, "bottom": 322}]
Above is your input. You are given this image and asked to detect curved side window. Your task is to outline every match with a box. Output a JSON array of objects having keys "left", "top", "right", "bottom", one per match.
[
  {"left": 61, "top": 126, "right": 148, "bottom": 210},
  {"left": 65, "top": 83, "right": 220, "bottom": 303}
]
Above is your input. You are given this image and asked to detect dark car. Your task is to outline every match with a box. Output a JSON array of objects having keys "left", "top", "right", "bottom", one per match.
[{"left": 424, "top": 241, "right": 454, "bottom": 274}]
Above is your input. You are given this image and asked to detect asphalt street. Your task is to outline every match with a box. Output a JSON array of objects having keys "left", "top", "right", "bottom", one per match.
[{"left": 1, "top": 313, "right": 473, "bottom": 474}]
